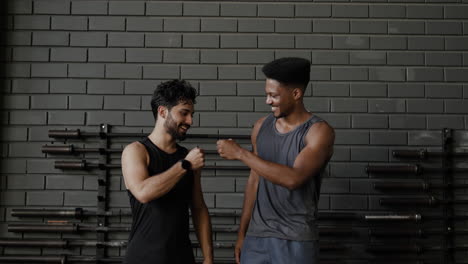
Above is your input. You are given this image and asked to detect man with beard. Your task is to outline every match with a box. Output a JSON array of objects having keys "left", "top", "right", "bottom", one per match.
[
  {"left": 217, "top": 58, "right": 335, "bottom": 264},
  {"left": 121, "top": 80, "right": 213, "bottom": 264}
]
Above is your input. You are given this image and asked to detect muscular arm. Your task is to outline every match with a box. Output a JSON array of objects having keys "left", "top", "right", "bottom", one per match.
[
  {"left": 219, "top": 120, "right": 335, "bottom": 191},
  {"left": 190, "top": 169, "right": 213, "bottom": 263},
  {"left": 121, "top": 142, "right": 187, "bottom": 203}
]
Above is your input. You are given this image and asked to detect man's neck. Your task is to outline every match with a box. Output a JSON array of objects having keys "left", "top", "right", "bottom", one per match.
[
  {"left": 148, "top": 126, "right": 177, "bottom": 154},
  {"left": 275, "top": 106, "right": 312, "bottom": 133}
]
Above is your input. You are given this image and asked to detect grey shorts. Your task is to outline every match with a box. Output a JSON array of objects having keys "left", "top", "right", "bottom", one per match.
[{"left": 240, "top": 236, "right": 319, "bottom": 264}]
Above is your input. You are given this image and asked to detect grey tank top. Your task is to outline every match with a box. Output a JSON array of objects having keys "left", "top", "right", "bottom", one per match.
[{"left": 246, "top": 114, "right": 325, "bottom": 241}]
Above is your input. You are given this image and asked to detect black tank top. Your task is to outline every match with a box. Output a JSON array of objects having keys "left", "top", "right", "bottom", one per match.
[
  {"left": 124, "top": 137, "right": 195, "bottom": 264},
  {"left": 247, "top": 114, "right": 325, "bottom": 241}
]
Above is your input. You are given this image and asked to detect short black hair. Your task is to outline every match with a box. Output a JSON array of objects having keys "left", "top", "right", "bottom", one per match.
[
  {"left": 151, "top": 80, "right": 197, "bottom": 120},
  {"left": 262, "top": 57, "right": 311, "bottom": 90}
]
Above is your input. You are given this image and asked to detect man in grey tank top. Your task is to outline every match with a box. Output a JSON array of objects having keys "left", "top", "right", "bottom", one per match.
[{"left": 217, "top": 58, "right": 335, "bottom": 264}]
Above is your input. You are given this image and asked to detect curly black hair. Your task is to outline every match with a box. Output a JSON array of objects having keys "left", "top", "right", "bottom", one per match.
[{"left": 150, "top": 80, "right": 197, "bottom": 120}]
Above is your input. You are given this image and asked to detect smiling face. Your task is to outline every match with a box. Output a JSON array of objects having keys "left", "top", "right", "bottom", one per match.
[
  {"left": 264, "top": 78, "right": 298, "bottom": 119},
  {"left": 163, "top": 101, "right": 194, "bottom": 141}
]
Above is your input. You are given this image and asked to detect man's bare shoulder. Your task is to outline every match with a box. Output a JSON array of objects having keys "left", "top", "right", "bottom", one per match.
[
  {"left": 306, "top": 120, "right": 335, "bottom": 144},
  {"left": 122, "top": 141, "right": 148, "bottom": 161},
  {"left": 253, "top": 115, "right": 269, "bottom": 130}
]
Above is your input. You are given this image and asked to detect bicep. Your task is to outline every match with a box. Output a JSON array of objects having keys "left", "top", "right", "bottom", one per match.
[
  {"left": 191, "top": 170, "right": 205, "bottom": 209},
  {"left": 121, "top": 144, "right": 150, "bottom": 191}
]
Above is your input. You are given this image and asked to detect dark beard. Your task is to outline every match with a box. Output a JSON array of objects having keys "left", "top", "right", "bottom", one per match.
[{"left": 164, "top": 113, "right": 187, "bottom": 141}]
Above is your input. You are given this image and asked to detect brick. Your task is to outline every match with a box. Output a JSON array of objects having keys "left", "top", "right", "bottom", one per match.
[
  {"left": 351, "top": 147, "right": 388, "bottom": 162},
  {"left": 183, "top": 2, "right": 219, "bottom": 16},
  {"left": 127, "top": 17, "right": 163, "bottom": 32},
  {"left": 388, "top": 83, "right": 424, "bottom": 98},
  {"left": 146, "top": 2, "right": 182, "bottom": 16},
  {"left": 333, "top": 36, "right": 369, "bottom": 49},
  {"left": 12, "top": 79, "right": 48, "bottom": 93},
  {"left": 51, "top": 47, "right": 87, "bottom": 62},
  {"left": 146, "top": 33, "right": 181, "bottom": 47},
  {"left": 408, "top": 131, "right": 442, "bottom": 146},
  {"left": 13, "top": 47, "right": 49, "bottom": 62},
  {"left": 31, "top": 63, "right": 67, "bottom": 77},
  {"left": 368, "top": 99, "right": 406, "bottom": 113},
  {"left": 295, "top": 35, "right": 332, "bottom": 49},
  {"left": 69, "top": 95, "right": 103, "bottom": 109},
  {"left": 217, "top": 97, "right": 253, "bottom": 112},
  {"left": 350, "top": 83, "right": 387, "bottom": 97},
  {"left": 351, "top": 20, "right": 387, "bottom": 34},
  {"left": 335, "top": 130, "right": 369, "bottom": 145},
  {"left": 321, "top": 178, "right": 350, "bottom": 193},
  {"left": 313, "top": 83, "right": 349, "bottom": 97},
  {"left": 199, "top": 113, "right": 236, "bottom": 127},
  {"left": 106, "top": 64, "right": 142, "bottom": 79},
  {"left": 89, "top": 48, "right": 125, "bottom": 62},
  {"left": 109, "top": 191, "right": 129, "bottom": 207},
  {"left": 3, "top": 63, "right": 30, "bottom": 78},
  {"left": 445, "top": 68, "right": 468, "bottom": 82},
  {"left": 295, "top": 4, "right": 331, "bottom": 17},
  {"left": 34, "top": 1, "right": 69, "bottom": 14},
  {"left": 350, "top": 51, "right": 386, "bottom": 65},
  {"left": 258, "top": 35, "right": 294, "bottom": 48},
  {"left": 14, "top": 15, "right": 49, "bottom": 30},
  {"left": 5, "top": 31, "right": 31, "bottom": 45},
  {"left": 48, "top": 111, "right": 85, "bottom": 125},
  {"left": 109, "top": 1, "right": 144, "bottom": 15},
  {"left": 51, "top": 16, "right": 87, "bottom": 31},
  {"left": 201, "top": 18, "right": 237, "bottom": 32},
  {"left": 331, "top": 195, "right": 367, "bottom": 210},
  {"left": 352, "top": 114, "right": 388, "bottom": 128},
  {"left": 313, "top": 20, "right": 349, "bottom": 33},
  {"left": 220, "top": 3, "right": 257, "bottom": 17},
  {"left": 371, "top": 36, "right": 406, "bottom": 50},
  {"left": 239, "top": 19, "right": 274, "bottom": 32},
  {"left": 108, "top": 33, "right": 144, "bottom": 47},
  {"left": 407, "top": 5, "right": 443, "bottom": 18},
  {"left": 7, "top": 175, "right": 44, "bottom": 189},
  {"left": 127, "top": 48, "right": 163, "bottom": 63},
  {"left": 33, "top": 31, "right": 68, "bottom": 46},
  {"left": 46, "top": 175, "right": 83, "bottom": 190},
  {"left": 2, "top": 95, "right": 29, "bottom": 109},
  {"left": 7, "top": 0, "right": 32, "bottom": 14},
  {"left": 309, "top": 67, "right": 331, "bottom": 81},
  {"left": 430, "top": 52, "right": 463, "bottom": 66},
  {"left": 27, "top": 191, "right": 63, "bottom": 206},
  {"left": 319, "top": 113, "right": 350, "bottom": 128},
  {"left": 216, "top": 193, "right": 243, "bottom": 208},
  {"left": 312, "top": 51, "right": 347, "bottom": 65},
  {"left": 387, "top": 52, "right": 424, "bottom": 66},
  {"left": 201, "top": 50, "right": 236, "bottom": 64},
  {"left": 70, "top": 32, "right": 106, "bottom": 47},
  {"left": 50, "top": 79, "right": 85, "bottom": 94},
  {"left": 275, "top": 50, "right": 310, "bottom": 61},
  {"left": 1, "top": 159, "right": 26, "bottom": 173},
  {"left": 195, "top": 97, "right": 216, "bottom": 111},
  {"left": 445, "top": 5, "right": 468, "bottom": 18},
  {"left": 369, "top": 67, "right": 406, "bottom": 82},
  {"left": 31, "top": 95, "right": 67, "bottom": 109},
  {"left": 87, "top": 111, "right": 124, "bottom": 125},
  {"left": 9, "top": 142, "right": 43, "bottom": 157},
  {"left": 389, "top": 115, "right": 426, "bottom": 129},
  {"left": 69, "top": 63, "right": 105, "bottom": 78},
  {"left": 407, "top": 99, "right": 444, "bottom": 113},
  {"left": 426, "top": 21, "right": 462, "bottom": 35},
  {"left": 1, "top": 127, "right": 27, "bottom": 141},
  {"left": 407, "top": 68, "right": 444, "bottom": 82},
  {"left": 427, "top": 115, "right": 464, "bottom": 129},
  {"left": 331, "top": 98, "right": 367, "bottom": 113},
  {"left": 143, "top": 65, "right": 180, "bottom": 79},
  {"left": 218, "top": 66, "right": 255, "bottom": 80},
  {"left": 88, "top": 80, "right": 124, "bottom": 94},
  {"left": 199, "top": 81, "right": 236, "bottom": 96},
  {"left": 445, "top": 37, "right": 468, "bottom": 51},
  {"left": 202, "top": 178, "right": 235, "bottom": 193},
  {"left": 370, "top": 131, "right": 407, "bottom": 145},
  {"left": 335, "top": 5, "right": 368, "bottom": 17},
  {"left": 258, "top": 3, "right": 294, "bottom": 17},
  {"left": 426, "top": 84, "right": 462, "bottom": 98},
  {"left": 124, "top": 111, "right": 153, "bottom": 126},
  {"left": 370, "top": 5, "right": 405, "bottom": 18},
  {"left": 125, "top": 80, "right": 157, "bottom": 95},
  {"left": 164, "top": 18, "right": 200, "bottom": 32},
  {"left": 221, "top": 34, "right": 257, "bottom": 48},
  {"left": 183, "top": 34, "right": 219, "bottom": 48},
  {"left": 72, "top": 1, "right": 107, "bottom": 15},
  {"left": 238, "top": 50, "right": 273, "bottom": 64},
  {"left": 64, "top": 191, "right": 97, "bottom": 206},
  {"left": 237, "top": 81, "right": 264, "bottom": 96},
  {"left": 445, "top": 100, "right": 468, "bottom": 113},
  {"left": 409, "top": 36, "right": 444, "bottom": 50},
  {"left": 104, "top": 96, "right": 140, "bottom": 110},
  {"left": 332, "top": 67, "right": 368, "bottom": 81},
  {"left": 330, "top": 162, "right": 366, "bottom": 178},
  {"left": 180, "top": 65, "right": 217, "bottom": 80},
  {"left": 238, "top": 112, "right": 265, "bottom": 127},
  {"left": 89, "top": 17, "right": 125, "bottom": 31},
  {"left": 388, "top": 21, "right": 425, "bottom": 34}
]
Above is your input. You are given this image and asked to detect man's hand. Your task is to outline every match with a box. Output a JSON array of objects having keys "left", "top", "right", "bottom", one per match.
[
  {"left": 234, "top": 235, "right": 244, "bottom": 264},
  {"left": 185, "top": 147, "right": 205, "bottom": 170},
  {"left": 216, "top": 139, "right": 243, "bottom": 160}
]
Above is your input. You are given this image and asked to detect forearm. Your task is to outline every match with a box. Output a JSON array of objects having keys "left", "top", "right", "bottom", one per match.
[
  {"left": 136, "top": 163, "right": 186, "bottom": 203},
  {"left": 192, "top": 207, "right": 213, "bottom": 261},
  {"left": 238, "top": 172, "right": 258, "bottom": 237}
]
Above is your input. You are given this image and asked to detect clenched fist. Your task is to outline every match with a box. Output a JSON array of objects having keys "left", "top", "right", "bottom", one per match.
[
  {"left": 217, "top": 139, "right": 243, "bottom": 160},
  {"left": 185, "top": 147, "right": 205, "bottom": 170}
]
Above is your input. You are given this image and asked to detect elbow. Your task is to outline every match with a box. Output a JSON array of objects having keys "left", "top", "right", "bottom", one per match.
[
  {"left": 132, "top": 190, "right": 151, "bottom": 204},
  {"left": 285, "top": 179, "right": 303, "bottom": 191}
]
